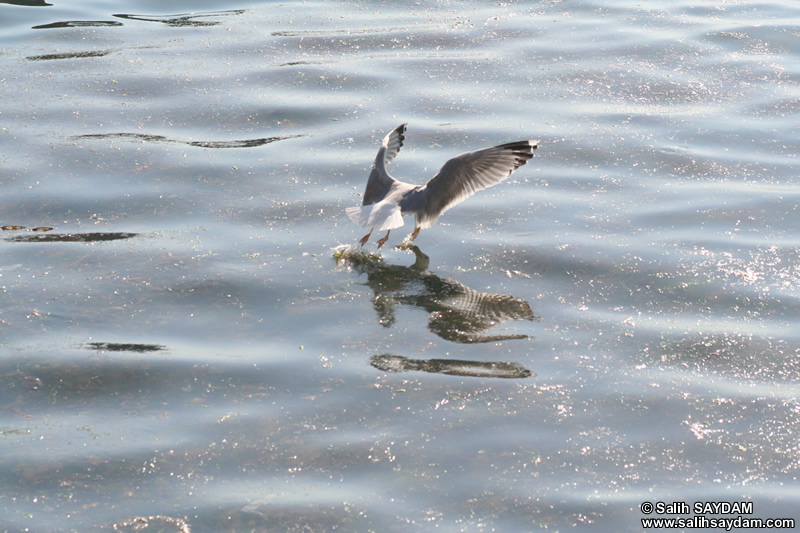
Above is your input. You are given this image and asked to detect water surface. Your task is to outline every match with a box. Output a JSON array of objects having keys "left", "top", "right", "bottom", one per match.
[{"left": 2, "top": 0, "right": 799, "bottom": 531}]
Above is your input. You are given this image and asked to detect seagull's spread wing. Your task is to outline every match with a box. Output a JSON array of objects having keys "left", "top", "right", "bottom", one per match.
[
  {"left": 382, "top": 123, "right": 406, "bottom": 166},
  {"left": 416, "top": 139, "right": 539, "bottom": 228},
  {"left": 362, "top": 124, "right": 407, "bottom": 206}
]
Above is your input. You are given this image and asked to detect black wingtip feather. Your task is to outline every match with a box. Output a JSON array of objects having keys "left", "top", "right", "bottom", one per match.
[{"left": 499, "top": 140, "right": 539, "bottom": 170}]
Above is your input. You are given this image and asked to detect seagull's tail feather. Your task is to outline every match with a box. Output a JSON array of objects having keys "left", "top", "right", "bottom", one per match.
[
  {"left": 346, "top": 201, "right": 405, "bottom": 231},
  {"left": 345, "top": 206, "right": 370, "bottom": 226}
]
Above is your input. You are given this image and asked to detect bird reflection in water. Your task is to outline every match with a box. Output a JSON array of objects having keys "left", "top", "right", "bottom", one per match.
[{"left": 336, "top": 245, "right": 539, "bottom": 344}]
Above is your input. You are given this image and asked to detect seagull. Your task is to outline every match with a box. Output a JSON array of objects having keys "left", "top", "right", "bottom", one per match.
[{"left": 346, "top": 124, "right": 539, "bottom": 249}]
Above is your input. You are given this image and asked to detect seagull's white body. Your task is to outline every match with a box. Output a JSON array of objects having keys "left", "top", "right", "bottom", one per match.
[{"left": 347, "top": 124, "right": 539, "bottom": 248}]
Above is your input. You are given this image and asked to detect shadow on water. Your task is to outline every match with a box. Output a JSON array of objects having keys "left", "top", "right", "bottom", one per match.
[
  {"left": 26, "top": 10, "right": 246, "bottom": 61},
  {"left": 0, "top": 0, "right": 51, "bottom": 5},
  {"left": 370, "top": 354, "right": 533, "bottom": 379},
  {"left": 2, "top": 226, "right": 137, "bottom": 243},
  {"left": 26, "top": 50, "right": 113, "bottom": 61},
  {"left": 112, "top": 10, "right": 245, "bottom": 27},
  {"left": 71, "top": 132, "right": 301, "bottom": 149},
  {"left": 32, "top": 21, "right": 123, "bottom": 30},
  {"left": 6, "top": 232, "right": 138, "bottom": 243},
  {"left": 84, "top": 342, "right": 166, "bottom": 353},
  {"left": 337, "top": 245, "right": 539, "bottom": 344}
]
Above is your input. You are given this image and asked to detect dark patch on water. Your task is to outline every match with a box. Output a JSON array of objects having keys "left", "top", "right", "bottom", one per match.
[
  {"left": 112, "top": 10, "right": 245, "bottom": 27},
  {"left": 32, "top": 21, "right": 123, "bottom": 29},
  {"left": 26, "top": 50, "right": 112, "bottom": 61},
  {"left": 7, "top": 232, "right": 138, "bottom": 243},
  {"left": 71, "top": 132, "right": 301, "bottom": 149},
  {"left": 84, "top": 342, "right": 167, "bottom": 353},
  {"left": 0, "top": 0, "right": 51, "bottom": 5},
  {"left": 371, "top": 353, "right": 534, "bottom": 379}
]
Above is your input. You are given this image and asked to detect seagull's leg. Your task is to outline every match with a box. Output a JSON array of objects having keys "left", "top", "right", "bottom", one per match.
[
  {"left": 358, "top": 229, "right": 373, "bottom": 247},
  {"left": 396, "top": 226, "right": 421, "bottom": 250},
  {"left": 376, "top": 230, "right": 391, "bottom": 249}
]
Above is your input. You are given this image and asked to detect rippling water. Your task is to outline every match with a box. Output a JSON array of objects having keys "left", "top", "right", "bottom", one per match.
[{"left": 2, "top": 0, "right": 800, "bottom": 531}]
